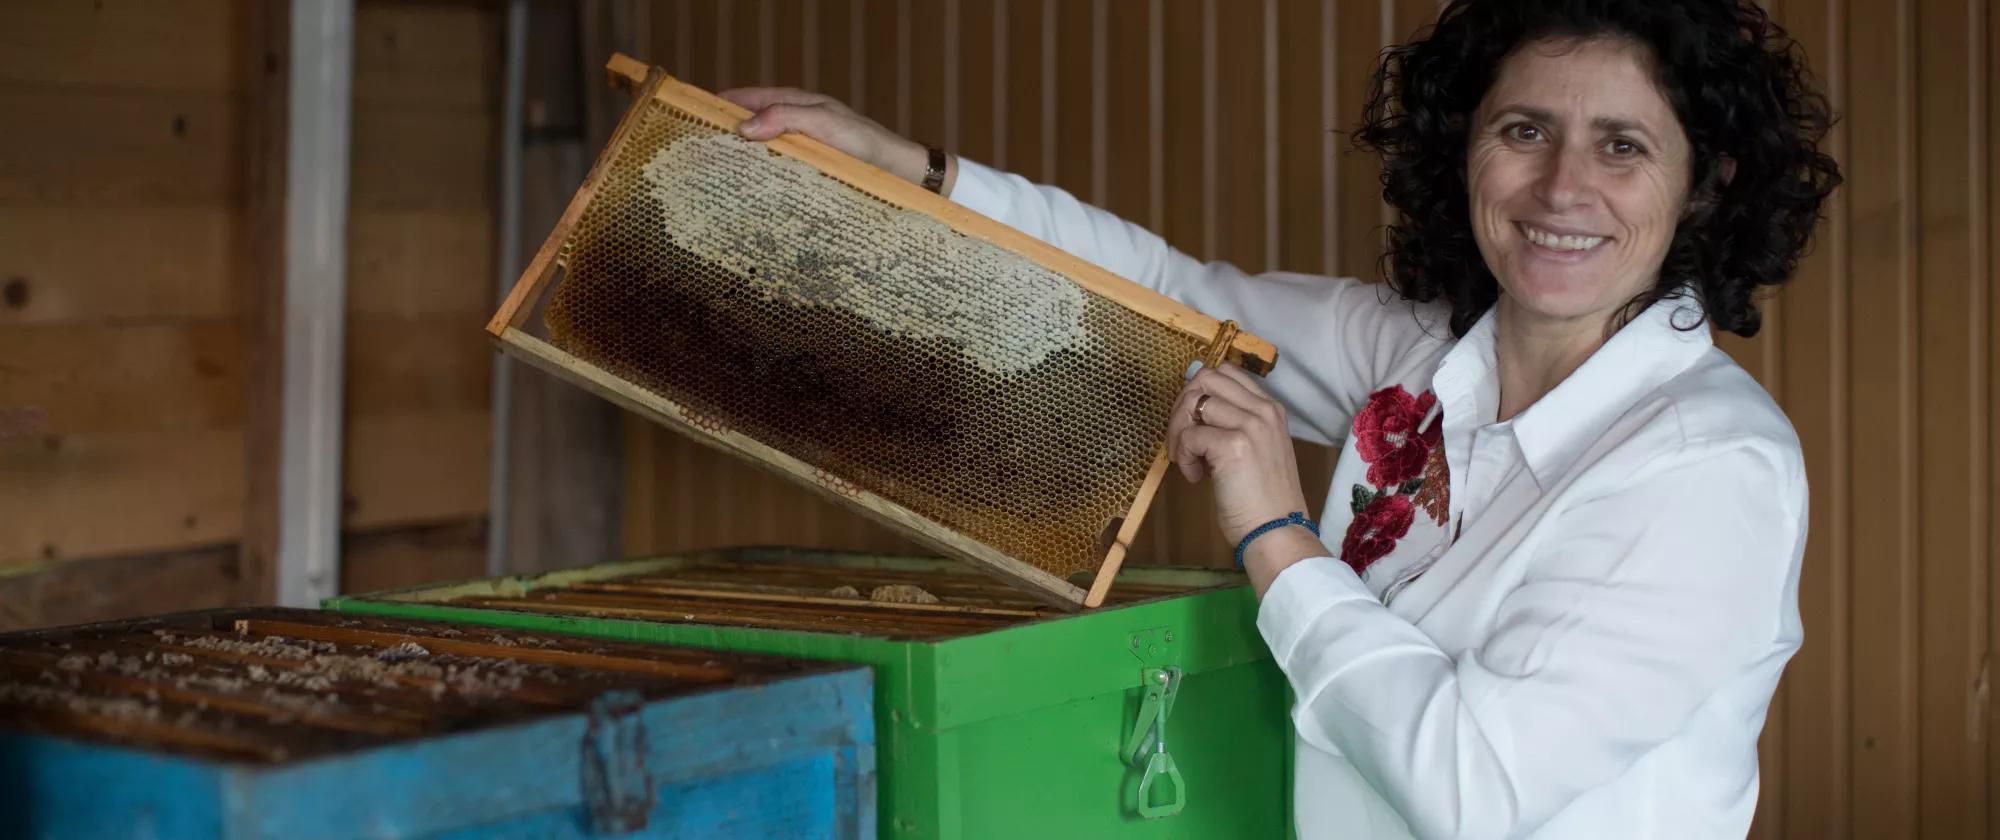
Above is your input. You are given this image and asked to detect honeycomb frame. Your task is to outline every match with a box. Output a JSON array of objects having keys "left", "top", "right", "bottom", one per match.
[{"left": 488, "top": 55, "right": 1278, "bottom": 609}]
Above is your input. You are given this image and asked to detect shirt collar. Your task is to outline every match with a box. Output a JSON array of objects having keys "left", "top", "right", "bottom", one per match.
[{"left": 1441, "top": 292, "right": 1715, "bottom": 488}]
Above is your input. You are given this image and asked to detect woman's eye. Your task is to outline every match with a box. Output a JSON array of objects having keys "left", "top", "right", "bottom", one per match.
[
  {"left": 1605, "top": 138, "right": 1645, "bottom": 157},
  {"left": 1503, "top": 123, "right": 1542, "bottom": 142}
]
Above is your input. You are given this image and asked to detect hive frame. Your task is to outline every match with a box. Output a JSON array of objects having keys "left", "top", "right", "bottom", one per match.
[{"left": 488, "top": 54, "right": 1278, "bottom": 609}]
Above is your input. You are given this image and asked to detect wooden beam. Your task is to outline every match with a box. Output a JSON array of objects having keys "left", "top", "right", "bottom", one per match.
[{"left": 240, "top": 0, "right": 289, "bottom": 605}]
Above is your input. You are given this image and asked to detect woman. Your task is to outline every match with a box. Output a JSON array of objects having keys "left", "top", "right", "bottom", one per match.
[{"left": 725, "top": 0, "right": 1840, "bottom": 836}]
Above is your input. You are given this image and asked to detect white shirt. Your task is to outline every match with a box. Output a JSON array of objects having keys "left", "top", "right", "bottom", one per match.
[{"left": 952, "top": 160, "right": 1807, "bottom": 839}]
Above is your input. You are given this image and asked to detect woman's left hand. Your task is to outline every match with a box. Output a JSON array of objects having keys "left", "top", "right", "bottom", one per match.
[{"left": 1165, "top": 365, "right": 1314, "bottom": 549}]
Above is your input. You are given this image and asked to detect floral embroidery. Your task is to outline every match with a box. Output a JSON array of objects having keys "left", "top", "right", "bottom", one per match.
[
  {"left": 1342, "top": 492, "right": 1415, "bottom": 575},
  {"left": 1412, "top": 444, "right": 1450, "bottom": 527},
  {"left": 1353, "top": 387, "right": 1440, "bottom": 487},
  {"left": 1341, "top": 385, "right": 1450, "bottom": 575}
]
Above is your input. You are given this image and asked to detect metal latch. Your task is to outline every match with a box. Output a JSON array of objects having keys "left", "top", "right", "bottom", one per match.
[
  {"left": 583, "top": 690, "right": 655, "bottom": 834},
  {"left": 1124, "top": 627, "right": 1186, "bottom": 819}
]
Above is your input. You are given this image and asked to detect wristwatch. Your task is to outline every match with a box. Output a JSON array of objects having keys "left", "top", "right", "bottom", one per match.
[{"left": 921, "top": 145, "right": 947, "bottom": 193}]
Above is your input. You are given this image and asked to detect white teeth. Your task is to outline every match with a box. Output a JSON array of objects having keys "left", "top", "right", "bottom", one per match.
[{"left": 1524, "top": 226, "right": 1605, "bottom": 252}]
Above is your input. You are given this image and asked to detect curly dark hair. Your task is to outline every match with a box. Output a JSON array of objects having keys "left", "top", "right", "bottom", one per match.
[{"left": 1354, "top": 0, "right": 1842, "bottom": 338}]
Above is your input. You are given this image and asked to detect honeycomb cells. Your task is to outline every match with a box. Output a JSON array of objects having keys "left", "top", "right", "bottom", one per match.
[{"left": 543, "top": 99, "right": 1206, "bottom": 579}]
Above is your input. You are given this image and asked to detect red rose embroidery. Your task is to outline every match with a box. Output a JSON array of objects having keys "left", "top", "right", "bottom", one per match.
[
  {"left": 1341, "top": 493, "right": 1415, "bottom": 575},
  {"left": 1353, "top": 386, "right": 1440, "bottom": 487}
]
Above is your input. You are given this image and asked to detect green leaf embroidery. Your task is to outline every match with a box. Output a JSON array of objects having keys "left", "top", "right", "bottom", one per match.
[
  {"left": 1398, "top": 477, "right": 1424, "bottom": 496},
  {"left": 1350, "top": 485, "right": 1378, "bottom": 514}
]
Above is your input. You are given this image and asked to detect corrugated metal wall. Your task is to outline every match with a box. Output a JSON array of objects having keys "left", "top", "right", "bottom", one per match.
[{"left": 622, "top": 2, "right": 1998, "bottom": 835}]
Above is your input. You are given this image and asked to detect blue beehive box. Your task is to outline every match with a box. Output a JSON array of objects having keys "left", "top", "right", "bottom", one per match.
[{"left": 0, "top": 608, "right": 874, "bottom": 839}]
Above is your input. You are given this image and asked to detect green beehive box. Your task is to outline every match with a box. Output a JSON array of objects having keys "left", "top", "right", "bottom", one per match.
[{"left": 325, "top": 547, "right": 1293, "bottom": 839}]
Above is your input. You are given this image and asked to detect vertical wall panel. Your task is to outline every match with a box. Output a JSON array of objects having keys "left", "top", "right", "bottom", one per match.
[
  {"left": 1915, "top": 0, "right": 1992, "bottom": 833},
  {"left": 1332, "top": 0, "right": 1387, "bottom": 279},
  {"left": 1001, "top": 0, "right": 1046, "bottom": 183},
  {"left": 905, "top": 0, "right": 946, "bottom": 152},
  {"left": 1774, "top": 0, "right": 1852, "bottom": 835},
  {"left": 1846, "top": 0, "right": 1921, "bottom": 835},
  {"left": 1050, "top": 0, "right": 1092, "bottom": 200},
  {"left": 955, "top": 0, "right": 997, "bottom": 165},
  {"left": 1990, "top": 0, "right": 2000, "bottom": 831}
]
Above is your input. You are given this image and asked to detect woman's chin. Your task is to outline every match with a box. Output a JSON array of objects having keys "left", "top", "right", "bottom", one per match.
[{"left": 1498, "top": 282, "right": 1628, "bottom": 329}]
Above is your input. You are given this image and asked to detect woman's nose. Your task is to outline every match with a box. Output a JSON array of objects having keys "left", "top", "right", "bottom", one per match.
[{"left": 1532, "top": 146, "right": 1592, "bottom": 211}]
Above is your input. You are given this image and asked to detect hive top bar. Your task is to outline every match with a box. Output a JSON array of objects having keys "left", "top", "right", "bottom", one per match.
[
  {"left": 0, "top": 608, "right": 848, "bottom": 764},
  {"left": 483, "top": 54, "right": 1278, "bottom": 610}
]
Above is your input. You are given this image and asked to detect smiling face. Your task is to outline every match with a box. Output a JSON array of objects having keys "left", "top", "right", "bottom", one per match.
[{"left": 1467, "top": 36, "right": 1693, "bottom": 335}]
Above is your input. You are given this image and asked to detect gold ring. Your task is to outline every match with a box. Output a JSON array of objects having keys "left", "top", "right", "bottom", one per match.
[{"left": 1193, "top": 393, "right": 1212, "bottom": 427}]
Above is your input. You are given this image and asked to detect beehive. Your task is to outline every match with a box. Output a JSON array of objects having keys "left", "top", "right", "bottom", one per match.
[
  {"left": 488, "top": 53, "right": 1277, "bottom": 609},
  {"left": 328, "top": 548, "right": 1295, "bottom": 840},
  {"left": 0, "top": 608, "right": 874, "bottom": 839}
]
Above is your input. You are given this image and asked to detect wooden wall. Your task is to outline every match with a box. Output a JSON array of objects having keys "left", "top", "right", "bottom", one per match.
[
  {"left": 624, "top": 1, "right": 2000, "bottom": 836},
  {"left": 338, "top": 0, "right": 501, "bottom": 593},
  {"left": 0, "top": 0, "right": 259, "bottom": 627},
  {"left": 0, "top": 0, "right": 505, "bottom": 624}
]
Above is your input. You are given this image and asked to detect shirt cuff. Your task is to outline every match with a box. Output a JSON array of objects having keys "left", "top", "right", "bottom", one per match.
[
  {"left": 947, "top": 158, "right": 1015, "bottom": 222},
  {"left": 1256, "top": 555, "right": 1374, "bottom": 662}
]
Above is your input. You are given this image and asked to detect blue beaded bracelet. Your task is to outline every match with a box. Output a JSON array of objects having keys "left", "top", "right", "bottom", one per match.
[{"left": 1234, "top": 512, "right": 1320, "bottom": 568}]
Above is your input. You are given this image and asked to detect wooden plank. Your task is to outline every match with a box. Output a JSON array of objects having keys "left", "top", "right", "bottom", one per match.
[
  {"left": 352, "top": 0, "right": 500, "bottom": 108},
  {"left": 1213, "top": 0, "right": 1267, "bottom": 273},
  {"left": 341, "top": 519, "right": 488, "bottom": 596},
  {"left": 1333, "top": 0, "right": 1386, "bottom": 280},
  {"left": 0, "top": 322, "right": 246, "bottom": 435},
  {"left": 859, "top": 0, "right": 901, "bottom": 133},
  {"left": 1915, "top": 0, "right": 1991, "bottom": 833},
  {"left": 773, "top": 0, "right": 807, "bottom": 88},
  {"left": 344, "top": 315, "right": 492, "bottom": 416},
  {"left": 1392, "top": 0, "right": 1437, "bottom": 42},
  {"left": 239, "top": 0, "right": 288, "bottom": 606},
  {"left": 1845, "top": 0, "right": 1920, "bottom": 834},
  {"left": 815, "top": 0, "right": 858, "bottom": 105},
  {"left": 343, "top": 410, "right": 490, "bottom": 531},
  {"left": 0, "top": 543, "right": 243, "bottom": 632},
  {"left": 954, "top": 0, "right": 997, "bottom": 165},
  {"left": 1773, "top": 1, "right": 1851, "bottom": 834},
  {"left": 1275, "top": 0, "right": 1328, "bottom": 275},
  {"left": 1990, "top": 0, "right": 2000, "bottom": 829},
  {"left": 729, "top": 0, "right": 762, "bottom": 90},
  {"left": 0, "top": 87, "right": 244, "bottom": 204},
  {"left": 1050, "top": 0, "right": 1092, "bottom": 199},
  {"left": 347, "top": 106, "right": 496, "bottom": 211},
  {"left": 1099, "top": 0, "right": 1151, "bottom": 228},
  {"left": 0, "top": 205, "right": 238, "bottom": 325},
  {"left": 621, "top": 413, "right": 662, "bottom": 555},
  {"left": 347, "top": 209, "right": 496, "bottom": 318},
  {"left": 1002, "top": 0, "right": 1048, "bottom": 181},
  {"left": 0, "top": 429, "right": 244, "bottom": 568},
  {"left": 0, "top": 0, "right": 249, "bottom": 94},
  {"left": 908, "top": 0, "right": 947, "bottom": 151}
]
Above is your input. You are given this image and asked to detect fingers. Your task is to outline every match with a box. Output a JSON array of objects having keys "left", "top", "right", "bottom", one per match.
[
  {"left": 1164, "top": 367, "right": 1284, "bottom": 483},
  {"left": 1208, "top": 363, "right": 1275, "bottom": 400},
  {"left": 717, "top": 86, "right": 833, "bottom": 114}
]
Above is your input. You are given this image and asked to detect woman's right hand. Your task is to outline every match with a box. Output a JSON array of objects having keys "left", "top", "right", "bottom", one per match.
[{"left": 717, "top": 87, "right": 949, "bottom": 192}]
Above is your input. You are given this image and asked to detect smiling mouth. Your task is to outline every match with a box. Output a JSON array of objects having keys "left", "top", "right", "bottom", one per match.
[{"left": 1518, "top": 223, "right": 1608, "bottom": 253}]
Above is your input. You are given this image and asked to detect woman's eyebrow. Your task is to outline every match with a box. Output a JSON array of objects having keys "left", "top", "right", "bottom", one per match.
[
  {"left": 1485, "top": 105, "right": 1657, "bottom": 139},
  {"left": 1592, "top": 116, "right": 1656, "bottom": 139}
]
